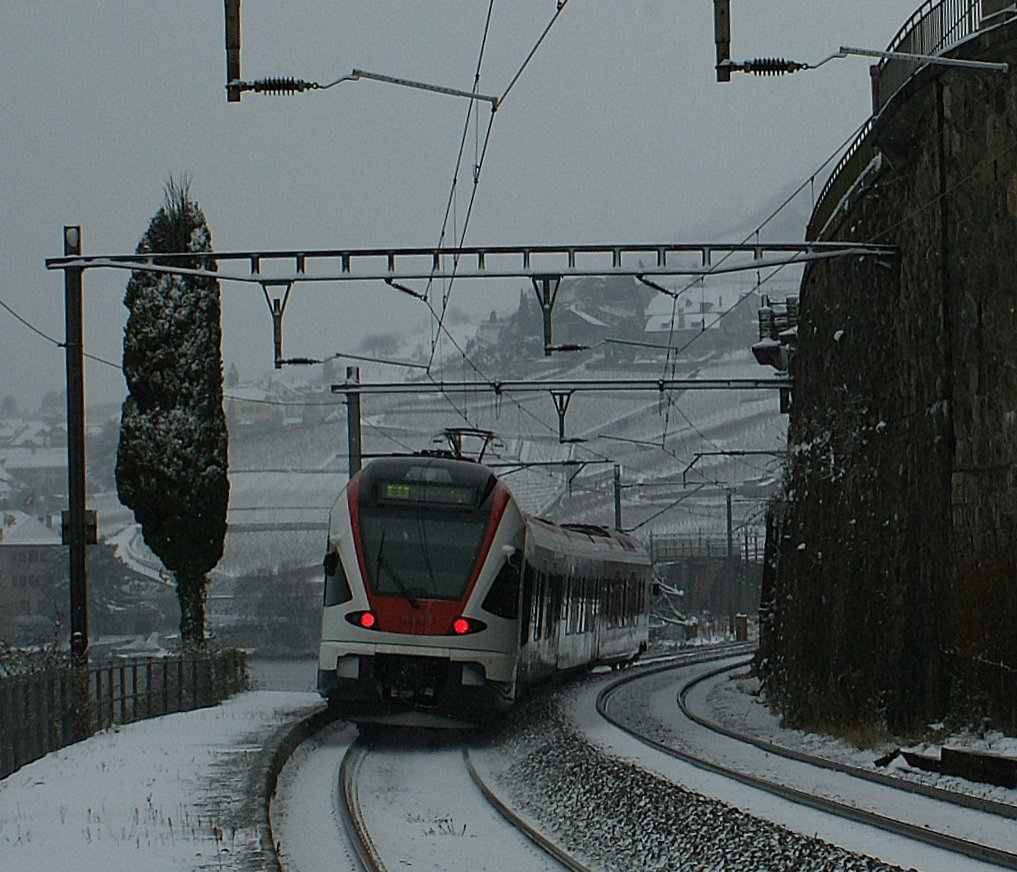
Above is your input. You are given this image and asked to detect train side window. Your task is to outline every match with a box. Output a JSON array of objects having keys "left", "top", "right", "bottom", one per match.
[
  {"left": 323, "top": 547, "right": 353, "bottom": 606},
  {"left": 482, "top": 557, "right": 521, "bottom": 620},
  {"left": 520, "top": 562, "right": 535, "bottom": 642},
  {"left": 534, "top": 571, "right": 544, "bottom": 639},
  {"left": 564, "top": 575, "right": 574, "bottom": 635},
  {"left": 549, "top": 573, "right": 563, "bottom": 638}
]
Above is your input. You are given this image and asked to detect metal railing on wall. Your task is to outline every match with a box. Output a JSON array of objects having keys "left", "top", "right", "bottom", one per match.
[
  {"left": 875, "top": 0, "right": 982, "bottom": 111},
  {"left": 807, "top": 0, "right": 985, "bottom": 240},
  {"left": 0, "top": 649, "right": 248, "bottom": 780}
]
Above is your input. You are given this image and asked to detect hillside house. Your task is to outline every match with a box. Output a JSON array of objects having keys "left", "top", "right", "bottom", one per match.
[
  {"left": 0, "top": 467, "right": 12, "bottom": 509},
  {"left": 0, "top": 447, "right": 67, "bottom": 513},
  {"left": 0, "top": 510, "right": 62, "bottom": 622},
  {"left": 226, "top": 385, "right": 284, "bottom": 429}
]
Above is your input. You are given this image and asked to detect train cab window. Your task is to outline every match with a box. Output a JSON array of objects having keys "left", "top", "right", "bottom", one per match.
[
  {"left": 357, "top": 458, "right": 496, "bottom": 601},
  {"left": 359, "top": 511, "right": 488, "bottom": 600},
  {"left": 482, "top": 557, "right": 521, "bottom": 620},
  {"left": 323, "top": 548, "right": 353, "bottom": 606}
]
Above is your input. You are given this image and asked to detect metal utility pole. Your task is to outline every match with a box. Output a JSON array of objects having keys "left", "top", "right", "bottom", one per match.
[
  {"left": 613, "top": 464, "right": 623, "bottom": 531},
  {"left": 345, "top": 366, "right": 362, "bottom": 477},
  {"left": 726, "top": 488, "right": 735, "bottom": 620},
  {"left": 224, "top": 0, "right": 242, "bottom": 102},
  {"left": 714, "top": 0, "right": 732, "bottom": 82},
  {"left": 62, "top": 226, "right": 89, "bottom": 660}
]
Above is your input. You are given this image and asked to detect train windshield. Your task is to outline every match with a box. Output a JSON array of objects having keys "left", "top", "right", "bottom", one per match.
[
  {"left": 356, "top": 457, "right": 497, "bottom": 601},
  {"left": 359, "top": 511, "right": 488, "bottom": 600}
]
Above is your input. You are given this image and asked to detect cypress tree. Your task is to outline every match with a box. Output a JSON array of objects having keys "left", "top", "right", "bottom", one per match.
[{"left": 116, "top": 178, "right": 229, "bottom": 646}]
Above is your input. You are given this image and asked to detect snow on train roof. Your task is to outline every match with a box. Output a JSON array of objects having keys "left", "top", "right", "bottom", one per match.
[{"left": 524, "top": 513, "right": 650, "bottom": 565}]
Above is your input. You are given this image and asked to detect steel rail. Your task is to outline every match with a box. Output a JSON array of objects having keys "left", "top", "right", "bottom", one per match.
[
  {"left": 462, "top": 748, "right": 593, "bottom": 872},
  {"left": 338, "top": 733, "right": 584, "bottom": 871},
  {"left": 458, "top": 644, "right": 756, "bottom": 871},
  {"left": 597, "top": 658, "right": 1017, "bottom": 870},
  {"left": 337, "top": 741, "right": 386, "bottom": 872},
  {"left": 679, "top": 659, "right": 1017, "bottom": 820}
]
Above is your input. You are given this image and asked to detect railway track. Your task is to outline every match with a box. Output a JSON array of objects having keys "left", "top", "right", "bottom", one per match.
[
  {"left": 597, "top": 656, "right": 1017, "bottom": 871},
  {"left": 270, "top": 638, "right": 756, "bottom": 870},
  {"left": 274, "top": 643, "right": 1012, "bottom": 866},
  {"left": 331, "top": 733, "right": 586, "bottom": 872}
]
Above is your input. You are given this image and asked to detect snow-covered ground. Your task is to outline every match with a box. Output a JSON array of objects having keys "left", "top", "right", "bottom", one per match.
[
  {"left": 700, "top": 665, "right": 1017, "bottom": 808},
  {"left": 272, "top": 723, "right": 560, "bottom": 872},
  {"left": 0, "top": 689, "right": 322, "bottom": 872},
  {"left": 3, "top": 656, "right": 1012, "bottom": 871}
]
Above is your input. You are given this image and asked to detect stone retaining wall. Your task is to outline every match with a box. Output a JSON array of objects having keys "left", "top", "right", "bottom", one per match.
[{"left": 760, "top": 20, "right": 1017, "bottom": 732}]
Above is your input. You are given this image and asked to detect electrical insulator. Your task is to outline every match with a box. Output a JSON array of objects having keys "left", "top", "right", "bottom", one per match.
[
  {"left": 252, "top": 77, "right": 316, "bottom": 95},
  {"left": 742, "top": 58, "right": 807, "bottom": 76},
  {"left": 758, "top": 306, "right": 775, "bottom": 341}
]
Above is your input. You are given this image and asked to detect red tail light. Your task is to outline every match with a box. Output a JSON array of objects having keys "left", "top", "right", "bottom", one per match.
[
  {"left": 345, "top": 610, "right": 378, "bottom": 630},
  {"left": 449, "top": 616, "right": 486, "bottom": 636}
]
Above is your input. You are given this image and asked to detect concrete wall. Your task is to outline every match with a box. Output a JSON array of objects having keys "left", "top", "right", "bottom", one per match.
[{"left": 760, "top": 21, "right": 1017, "bottom": 732}]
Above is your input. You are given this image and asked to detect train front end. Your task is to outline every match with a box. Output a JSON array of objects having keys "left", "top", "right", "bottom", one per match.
[{"left": 318, "top": 456, "right": 524, "bottom": 723}]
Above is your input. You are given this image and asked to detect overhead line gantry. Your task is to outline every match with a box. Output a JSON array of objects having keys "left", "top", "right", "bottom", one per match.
[{"left": 48, "top": 240, "right": 895, "bottom": 365}]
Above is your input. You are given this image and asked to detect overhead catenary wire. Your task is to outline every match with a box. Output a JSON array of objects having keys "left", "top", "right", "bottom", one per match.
[
  {"left": 0, "top": 294, "right": 362, "bottom": 410},
  {"left": 415, "top": 0, "right": 616, "bottom": 471},
  {"left": 425, "top": 0, "right": 497, "bottom": 357},
  {"left": 656, "top": 115, "right": 873, "bottom": 448},
  {"left": 1, "top": 294, "right": 122, "bottom": 372},
  {"left": 423, "top": 1, "right": 570, "bottom": 365}
]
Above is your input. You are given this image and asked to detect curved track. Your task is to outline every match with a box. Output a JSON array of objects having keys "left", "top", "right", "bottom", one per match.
[
  {"left": 597, "top": 656, "right": 1017, "bottom": 870},
  {"left": 336, "top": 742, "right": 385, "bottom": 871},
  {"left": 330, "top": 732, "right": 586, "bottom": 872}
]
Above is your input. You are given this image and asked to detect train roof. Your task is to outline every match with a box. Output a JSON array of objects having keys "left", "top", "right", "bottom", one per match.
[
  {"left": 359, "top": 453, "right": 496, "bottom": 489},
  {"left": 354, "top": 456, "right": 650, "bottom": 564},
  {"left": 524, "top": 513, "right": 650, "bottom": 566}
]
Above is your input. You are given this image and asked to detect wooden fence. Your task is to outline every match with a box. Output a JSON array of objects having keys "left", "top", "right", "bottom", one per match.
[{"left": 0, "top": 648, "right": 248, "bottom": 780}]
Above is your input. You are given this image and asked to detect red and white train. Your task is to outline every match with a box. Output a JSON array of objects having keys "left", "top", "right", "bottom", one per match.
[{"left": 317, "top": 453, "right": 653, "bottom": 723}]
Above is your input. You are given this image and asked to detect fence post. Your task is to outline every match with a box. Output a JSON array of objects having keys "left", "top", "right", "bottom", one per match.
[
  {"left": 177, "top": 657, "right": 184, "bottom": 712},
  {"left": 118, "top": 662, "right": 126, "bottom": 724},
  {"left": 93, "top": 667, "right": 102, "bottom": 731},
  {"left": 192, "top": 655, "right": 199, "bottom": 709},
  {"left": 13, "top": 679, "right": 24, "bottom": 773},
  {"left": 130, "top": 660, "right": 138, "bottom": 724},
  {"left": 1, "top": 681, "right": 10, "bottom": 777},
  {"left": 9, "top": 680, "right": 20, "bottom": 774}
]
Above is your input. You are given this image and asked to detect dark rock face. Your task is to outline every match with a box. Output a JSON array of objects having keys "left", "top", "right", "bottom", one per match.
[{"left": 760, "top": 23, "right": 1017, "bottom": 733}]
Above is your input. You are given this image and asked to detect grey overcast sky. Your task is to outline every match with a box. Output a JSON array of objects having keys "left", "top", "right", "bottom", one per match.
[{"left": 1, "top": 1, "right": 922, "bottom": 411}]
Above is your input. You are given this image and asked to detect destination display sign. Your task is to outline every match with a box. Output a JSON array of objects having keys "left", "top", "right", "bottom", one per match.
[{"left": 379, "top": 481, "right": 476, "bottom": 506}]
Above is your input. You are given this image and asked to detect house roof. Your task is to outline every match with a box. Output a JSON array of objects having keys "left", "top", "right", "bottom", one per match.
[
  {"left": 0, "top": 510, "right": 61, "bottom": 546},
  {"left": 566, "top": 304, "right": 610, "bottom": 328}
]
